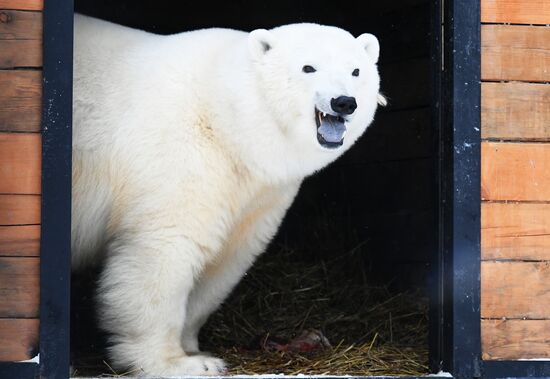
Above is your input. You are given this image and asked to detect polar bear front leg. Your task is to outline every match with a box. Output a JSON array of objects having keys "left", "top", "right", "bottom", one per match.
[
  {"left": 181, "top": 250, "right": 260, "bottom": 353},
  {"left": 181, "top": 182, "right": 301, "bottom": 353},
  {"left": 97, "top": 235, "right": 227, "bottom": 376}
]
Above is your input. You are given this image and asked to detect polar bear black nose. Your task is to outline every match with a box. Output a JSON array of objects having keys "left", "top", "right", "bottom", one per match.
[{"left": 331, "top": 96, "right": 357, "bottom": 115}]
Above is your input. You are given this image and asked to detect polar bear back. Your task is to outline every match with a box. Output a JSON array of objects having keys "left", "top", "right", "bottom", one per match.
[
  {"left": 74, "top": 15, "right": 247, "bottom": 148},
  {"left": 71, "top": 16, "right": 382, "bottom": 270},
  {"left": 72, "top": 15, "right": 253, "bottom": 267}
]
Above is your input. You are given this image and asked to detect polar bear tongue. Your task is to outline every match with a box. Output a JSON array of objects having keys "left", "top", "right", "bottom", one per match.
[{"left": 317, "top": 116, "right": 346, "bottom": 144}]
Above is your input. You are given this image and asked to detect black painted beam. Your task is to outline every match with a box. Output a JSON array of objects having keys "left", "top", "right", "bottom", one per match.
[
  {"left": 440, "top": 0, "right": 482, "bottom": 378},
  {"left": 40, "top": 0, "right": 74, "bottom": 378}
]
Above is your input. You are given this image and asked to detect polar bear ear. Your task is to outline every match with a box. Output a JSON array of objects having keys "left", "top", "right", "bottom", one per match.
[
  {"left": 249, "top": 29, "right": 276, "bottom": 59},
  {"left": 357, "top": 33, "right": 380, "bottom": 63}
]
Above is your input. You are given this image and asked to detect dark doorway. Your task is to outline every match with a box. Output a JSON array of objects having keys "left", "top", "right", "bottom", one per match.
[{"left": 71, "top": 0, "right": 436, "bottom": 376}]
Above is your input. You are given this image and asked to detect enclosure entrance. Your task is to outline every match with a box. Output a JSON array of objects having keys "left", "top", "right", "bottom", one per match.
[{"left": 71, "top": 0, "right": 437, "bottom": 376}]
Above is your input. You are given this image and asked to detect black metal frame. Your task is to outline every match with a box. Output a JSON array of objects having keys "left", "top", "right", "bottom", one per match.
[
  {"left": 436, "top": 0, "right": 483, "bottom": 378},
  {"left": 0, "top": 362, "right": 38, "bottom": 379},
  {"left": 428, "top": 0, "right": 444, "bottom": 373},
  {"left": 483, "top": 361, "right": 550, "bottom": 378},
  {"left": 0, "top": 0, "right": 74, "bottom": 378},
  {"left": 39, "top": 0, "right": 74, "bottom": 378},
  {"left": 2, "top": 0, "right": 548, "bottom": 378}
]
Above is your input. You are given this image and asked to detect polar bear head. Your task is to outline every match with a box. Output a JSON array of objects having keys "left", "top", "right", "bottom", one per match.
[{"left": 246, "top": 23, "right": 383, "bottom": 180}]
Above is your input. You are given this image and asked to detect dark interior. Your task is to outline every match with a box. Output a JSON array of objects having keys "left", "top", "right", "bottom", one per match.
[{"left": 71, "top": 0, "right": 435, "bottom": 376}]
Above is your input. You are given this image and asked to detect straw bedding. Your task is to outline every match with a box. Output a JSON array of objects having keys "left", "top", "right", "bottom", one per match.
[
  {"left": 72, "top": 243, "right": 428, "bottom": 377},
  {"left": 200, "top": 244, "right": 429, "bottom": 376}
]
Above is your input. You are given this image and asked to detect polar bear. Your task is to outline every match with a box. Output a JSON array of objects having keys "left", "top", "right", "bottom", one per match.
[{"left": 72, "top": 14, "right": 383, "bottom": 376}]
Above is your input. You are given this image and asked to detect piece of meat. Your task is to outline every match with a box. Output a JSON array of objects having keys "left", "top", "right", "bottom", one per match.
[{"left": 259, "top": 329, "right": 332, "bottom": 353}]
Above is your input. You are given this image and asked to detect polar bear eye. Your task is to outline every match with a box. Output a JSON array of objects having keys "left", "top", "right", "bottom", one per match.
[
  {"left": 352, "top": 68, "right": 360, "bottom": 77},
  {"left": 302, "top": 65, "right": 316, "bottom": 73}
]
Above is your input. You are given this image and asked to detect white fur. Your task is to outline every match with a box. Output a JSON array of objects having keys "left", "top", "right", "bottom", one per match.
[{"left": 72, "top": 14, "right": 381, "bottom": 376}]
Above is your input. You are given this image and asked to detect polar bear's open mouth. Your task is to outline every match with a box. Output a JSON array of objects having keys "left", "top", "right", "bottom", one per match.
[{"left": 315, "top": 108, "right": 346, "bottom": 149}]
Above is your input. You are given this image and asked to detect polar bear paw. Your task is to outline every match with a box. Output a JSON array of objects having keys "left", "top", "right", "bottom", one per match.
[{"left": 159, "top": 355, "right": 227, "bottom": 376}]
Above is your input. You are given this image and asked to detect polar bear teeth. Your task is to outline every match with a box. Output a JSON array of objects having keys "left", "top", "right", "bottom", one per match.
[
  {"left": 315, "top": 108, "right": 346, "bottom": 127},
  {"left": 317, "top": 111, "right": 323, "bottom": 126}
]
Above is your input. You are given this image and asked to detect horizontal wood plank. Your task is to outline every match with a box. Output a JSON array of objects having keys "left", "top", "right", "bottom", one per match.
[
  {"left": 0, "top": 133, "right": 41, "bottom": 194},
  {"left": 482, "top": 261, "right": 550, "bottom": 319},
  {"left": 481, "top": 142, "right": 550, "bottom": 201},
  {"left": 0, "top": 0, "right": 42, "bottom": 10},
  {"left": 482, "top": 319, "right": 550, "bottom": 360},
  {"left": 482, "top": 25, "right": 550, "bottom": 83},
  {"left": 0, "top": 195, "right": 40, "bottom": 225},
  {"left": 0, "top": 319, "right": 38, "bottom": 361},
  {"left": 0, "top": 70, "right": 42, "bottom": 132},
  {"left": 0, "top": 225, "right": 39, "bottom": 256},
  {"left": 482, "top": 82, "right": 550, "bottom": 141},
  {"left": 482, "top": 202, "right": 550, "bottom": 260},
  {"left": 0, "top": 9, "right": 42, "bottom": 68},
  {"left": 481, "top": 0, "right": 550, "bottom": 25},
  {"left": 0, "top": 39, "right": 41, "bottom": 68},
  {"left": 0, "top": 257, "right": 39, "bottom": 317},
  {"left": 0, "top": 9, "right": 41, "bottom": 40}
]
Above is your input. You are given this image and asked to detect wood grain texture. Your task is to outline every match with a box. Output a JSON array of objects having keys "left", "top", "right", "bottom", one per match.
[
  {"left": 0, "top": 195, "right": 40, "bottom": 225},
  {"left": 482, "top": 319, "right": 550, "bottom": 360},
  {"left": 482, "top": 25, "right": 550, "bottom": 83},
  {"left": 481, "top": 0, "right": 550, "bottom": 25},
  {"left": 0, "top": 10, "right": 41, "bottom": 39},
  {"left": 0, "top": 0, "right": 42, "bottom": 10},
  {"left": 482, "top": 82, "right": 550, "bottom": 141},
  {"left": 0, "top": 257, "right": 39, "bottom": 317},
  {"left": 0, "top": 133, "right": 41, "bottom": 194},
  {"left": 481, "top": 142, "right": 550, "bottom": 201},
  {"left": 0, "top": 39, "right": 41, "bottom": 68},
  {"left": 0, "top": 70, "right": 42, "bottom": 132},
  {"left": 0, "top": 319, "right": 38, "bottom": 361},
  {"left": 0, "top": 225, "right": 39, "bottom": 256},
  {"left": 0, "top": 9, "right": 42, "bottom": 68},
  {"left": 482, "top": 202, "right": 550, "bottom": 261},
  {"left": 481, "top": 261, "right": 550, "bottom": 319}
]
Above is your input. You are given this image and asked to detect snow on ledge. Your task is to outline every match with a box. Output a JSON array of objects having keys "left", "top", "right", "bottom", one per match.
[
  {"left": 428, "top": 372, "right": 452, "bottom": 377},
  {"left": 19, "top": 353, "right": 39, "bottom": 364},
  {"left": 75, "top": 374, "right": 454, "bottom": 379}
]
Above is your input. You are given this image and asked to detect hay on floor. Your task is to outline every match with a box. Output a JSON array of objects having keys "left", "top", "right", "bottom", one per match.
[
  {"left": 200, "top": 244, "right": 429, "bottom": 376},
  {"left": 72, "top": 243, "right": 429, "bottom": 377}
]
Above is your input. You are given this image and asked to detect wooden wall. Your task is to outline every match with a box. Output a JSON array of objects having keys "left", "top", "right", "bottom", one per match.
[
  {"left": 0, "top": 0, "right": 42, "bottom": 362},
  {"left": 481, "top": 0, "right": 550, "bottom": 361}
]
